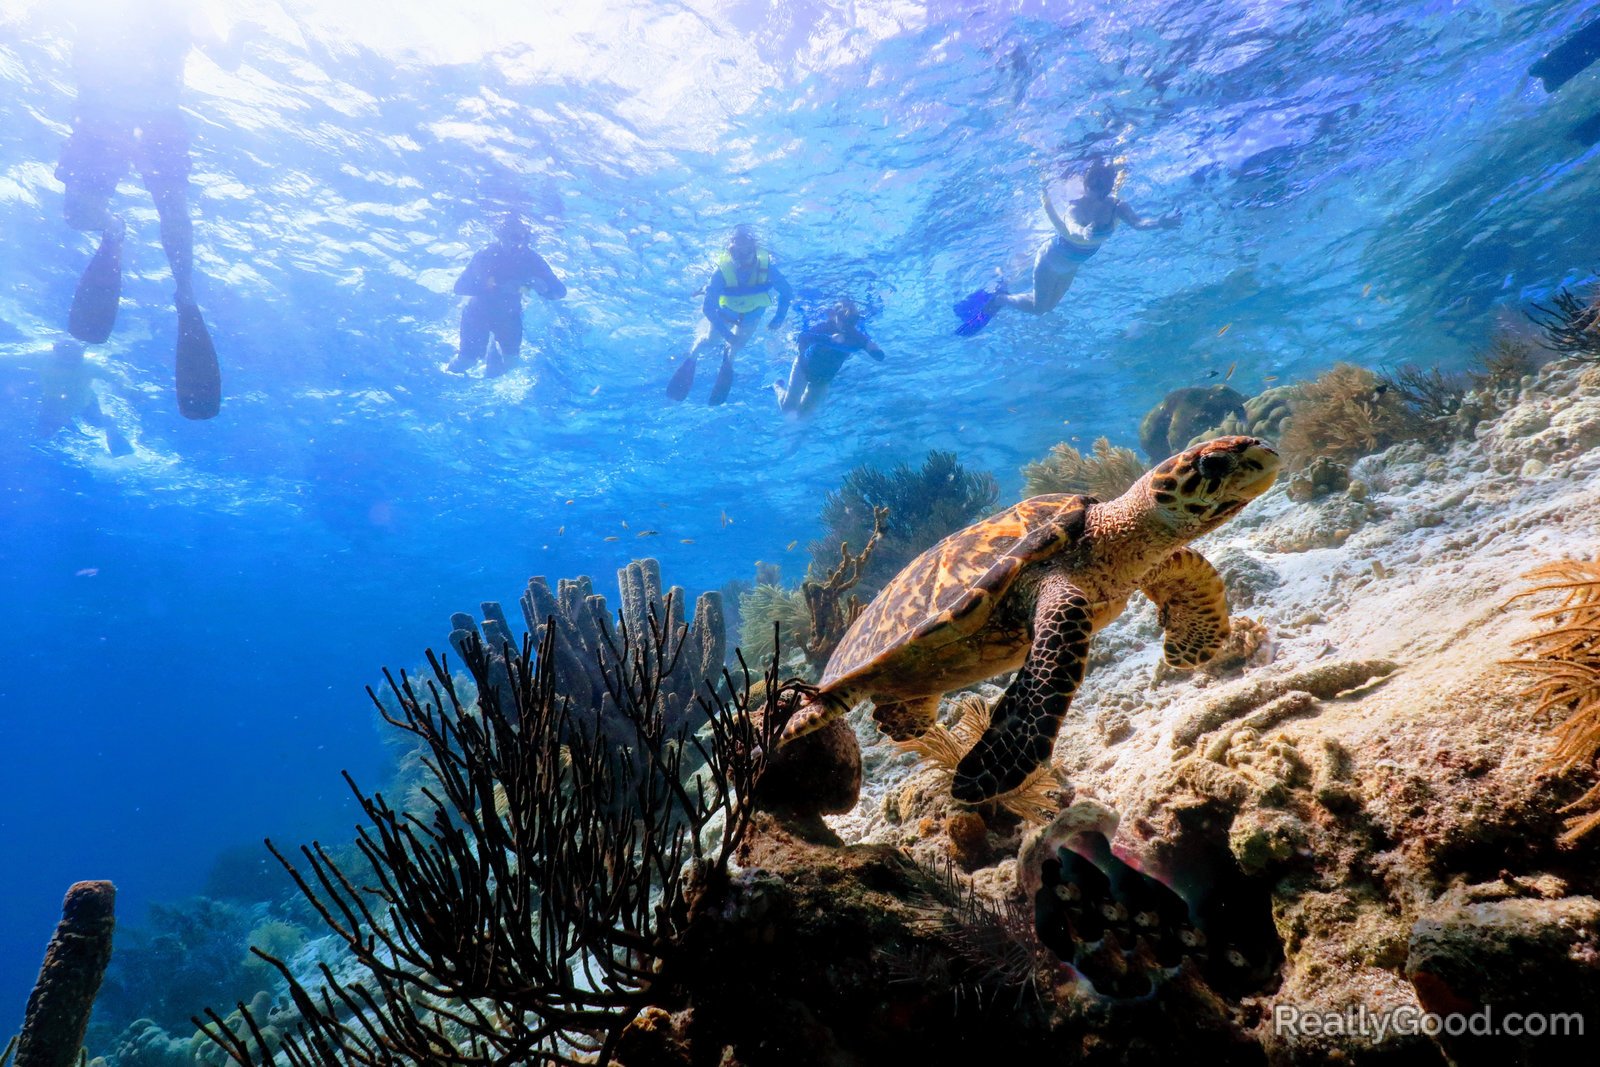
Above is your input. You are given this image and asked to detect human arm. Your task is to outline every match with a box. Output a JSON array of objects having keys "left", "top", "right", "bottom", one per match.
[
  {"left": 454, "top": 250, "right": 493, "bottom": 296},
  {"left": 837, "top": 322, "right": 885, "bottom": 360},
  {"left": 1117, "top": 200, "right": 1181, "bottom": 231},
  {"left": 525, "top": 251, "right": 566, "bottom": 300},
  {"left": 1041, "top": 185, "right": 1072, "bottom": 239},
  {"left": 701, "top": 271, "right": 739, "bottom": 342},
  {"left": 766, "top": 264, "right": 793, "bottom": 329}
]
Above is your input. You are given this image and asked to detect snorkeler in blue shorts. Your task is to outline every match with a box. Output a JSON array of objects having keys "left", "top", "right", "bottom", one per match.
[
  {"left": 953, "top": 156, "right": 1181, "bottom": 336},
  {"left": 772, "top": 298, "right": 884, "bottom": 417},
  {"left": 56, "top": 1, "right": 256, "bottom": 419},
  {"left": 448, "top": 214, "right": 567, "bottom": 377}
]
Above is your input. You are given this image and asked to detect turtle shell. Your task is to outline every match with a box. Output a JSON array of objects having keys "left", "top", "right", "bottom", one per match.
[{"left": 821, "top": 494, "right": 1092, "bottom": 690}]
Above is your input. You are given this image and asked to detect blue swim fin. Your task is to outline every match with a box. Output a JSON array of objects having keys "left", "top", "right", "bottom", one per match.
[
  {"left": 953, "top": 284, "right": 1000, "bottom": 337},
  {"left": 666, "top": 356, "right": 695, "bottom": 401}
]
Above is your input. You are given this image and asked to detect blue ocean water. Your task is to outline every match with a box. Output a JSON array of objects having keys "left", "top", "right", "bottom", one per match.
[{"left": 1, "top": 0, "right": 1597, "bottom": 1040}]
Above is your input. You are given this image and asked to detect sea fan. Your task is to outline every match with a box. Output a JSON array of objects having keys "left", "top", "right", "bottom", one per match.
[
  {"left": 897, "top": 692, "right": 1061, "bottom": 824},
  {"left": 810, "top": 451, "right": 999, "bottom": 599},
  {"left": 1501, "top": 558, "right": 1600, "bottom": 843},
  {"left": 738, "top": 584, "right": 812, "bottom": 670},
  {"left": 1020, "top": 436, "right": 1144, "bottom": 500},
  {"left": 1526, "top": 286, "right": 1600, "bottom": 360},
  {"left": 1277, "top": 363, "right": 1416, "bottom": 472},
  {"left": 1469, "top": 331, "right": 1540, "bottom": 392}
]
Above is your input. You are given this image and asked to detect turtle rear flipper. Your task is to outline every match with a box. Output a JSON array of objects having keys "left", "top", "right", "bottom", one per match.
[
  {"left": 952, "top": 575, "right": 1090, "bottom": 802},
  {"left": 871, "top": 695, "right": 940, "bottom": 741},
  {"left": 1141, "top": 548, "right": 1229, "bottom": 669}
]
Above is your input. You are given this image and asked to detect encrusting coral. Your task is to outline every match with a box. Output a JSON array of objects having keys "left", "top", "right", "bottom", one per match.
[
  {"left": 1501, "top": 557, "right": 1600, "bottom": 843},
  {"left": 809, "top": 450, "right": 998, "bottom": 599},
  {"left": 1019, "top": 436, "right": 1143, "bottom": 499},
  {"left": 194, "top": 610, "right": 782, "bottom": 1065}
]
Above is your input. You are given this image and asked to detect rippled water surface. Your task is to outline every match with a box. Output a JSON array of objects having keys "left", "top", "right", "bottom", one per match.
[{"left": 2, "top": 0, "right": 1598, "bottom": 1033}]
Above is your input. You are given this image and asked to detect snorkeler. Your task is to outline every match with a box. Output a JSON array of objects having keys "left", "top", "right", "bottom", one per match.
[
  {"left": 953, "top": 156, "right": 1181, "bottom": 336},
  {"left": 55, "top": 0, "right": 257, "bottom": 420},
  {"left": 667, "top": 224, "right": 793, "bottom": 406},
  {"left": 36, "top": 339, "right": 134, "bottom": 457},
  {"left": 772, "top": 298, "right": 885, "bottom": 417},
  {"left": 448, "top": 214, "right": 567, "bottom": 377}
]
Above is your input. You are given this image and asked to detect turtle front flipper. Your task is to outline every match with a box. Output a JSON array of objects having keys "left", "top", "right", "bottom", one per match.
[
  {"left": 778, "top": 687, "right": 859, "bottom": 746},
  {"left": 952, "top": 575, "right": 1091, "bottom": 803},
  {"left": 1140, "top": 548, "right": 1230, "bottom": 669}
]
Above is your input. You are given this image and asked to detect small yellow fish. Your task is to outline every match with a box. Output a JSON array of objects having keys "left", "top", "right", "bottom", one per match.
[
  {"left": 621, "top": 520, "right": 629, "bottom": 529},
  {"left": 786, "top": 540, "right": 798, "bottom": 551},
  {"left": 1362, "top": 284, "right": 1372, "bottom": 297},
  {"left": 637, "top": 530, "right": 659, "bottom": 537},
  {"left": 1062, "top": 419, "right": 1070, "bottom": 425},
  {"left": 590, "top": 384, "right": 601, "bottom": 396},
  {"left": 558, "top": 526, "right": 565, "bottom": 536},
  {"left": 680, "top": 538, "right": 695, "bottom": 544},
  {"left": 566, "top": 499, "right": 574, "bottom": 505},
  {"left": 1263, "top": 375, "right": 1279, "bottom": 382},
  {"left": 720, "top": 510, "right": 732, "bottom": 528},
  {"left": 1217, "top": 323, "right": 1231, "bottom": 337},
  {"left": 604, "top": 535, "right": 620, "bottom": 542},
  {"left": 1225, "top": 361, "right": 1237, "bottom": 381}
]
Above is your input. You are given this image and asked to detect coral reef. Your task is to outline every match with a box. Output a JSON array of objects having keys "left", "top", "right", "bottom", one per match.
[
  {"left": 195, "top": 611, "right": 780, "bottom": 1065},
  {"left": 1469, "top": 329, "right": 1541, "bottom": 392},
  {"left": 459, "top": 557, "right": 725, "bottom": 749},
  {"left": 737, "top": 582, "right": 811, "bottom": 674},
  {"left": 809, "top": 450, "right": 999, "bottom": 599},
  {"left": 1138, "top": 385, "right": 1248, "bottom": 460},
  {"left": 1284, "top": 456, "right": 1351, "bottom": 503},
  {"left": 1502, "top": 557, "right": 1600, "bottom": 842},
  {"left": 1527, "top": 285, "right": 1600, "bottom": 359},
  {"left": 800, "top": 505, "right": 886, "bottom": 672},
  {"left": 9, "top": 881, "right": 116, "bottom": 1067},
  {"left": 1019, "top": 437, "right": 1144, "bottom": 499},
  {"left": 1277, "top": 363, "right": 1417, "bottom": 471}
]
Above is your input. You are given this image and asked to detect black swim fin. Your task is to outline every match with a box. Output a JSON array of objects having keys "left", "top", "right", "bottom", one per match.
[
  {"left": 666, "top": 356, "right": 695, "bottom": 401},
  {"left": 68, "top": 224, "right": 124, "bottom": 344},
  {"left": 708, "top": 355, "right": 734, "bottom": 406},
  {"left": 175, "top": 299, "right": 221, "bottom": 420}
]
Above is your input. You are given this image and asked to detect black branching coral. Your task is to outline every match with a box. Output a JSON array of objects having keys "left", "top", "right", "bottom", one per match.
[{"left": 193, "top": 603, "right": 780, "bottom": 1066}]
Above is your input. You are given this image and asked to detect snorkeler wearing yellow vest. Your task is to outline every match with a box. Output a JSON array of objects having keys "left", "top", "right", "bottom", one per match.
[
  {"left": 952, "top": 156, "right": 1180, "bottom": 336},
  {"left": 667, "top": 224, "right": 793, "bottom": 405}
]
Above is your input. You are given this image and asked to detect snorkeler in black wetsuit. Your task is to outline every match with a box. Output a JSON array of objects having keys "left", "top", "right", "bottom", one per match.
[
  {"left": 56, "top": 0, "right": 256, "bottom": 420},
  {"left": 772, "top": 298, "right": 884, "bottom": 417},
  {"left": 448, "top": 215, "right": 567, "bottom": 377}
]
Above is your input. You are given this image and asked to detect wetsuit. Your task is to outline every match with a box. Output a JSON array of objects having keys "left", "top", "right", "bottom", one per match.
[{"left": 452, "top": 242, "right": 565, "bottom": 374}]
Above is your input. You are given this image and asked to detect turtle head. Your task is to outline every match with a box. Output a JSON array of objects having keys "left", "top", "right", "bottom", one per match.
[{"left": 1145, "top": 436, "right": 1279, "bottom": 536}]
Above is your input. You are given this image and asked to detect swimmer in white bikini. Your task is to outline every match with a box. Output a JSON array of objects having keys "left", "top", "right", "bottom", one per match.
[{"left": 953, "top": 156, "right": 1181, "bottom": 335}]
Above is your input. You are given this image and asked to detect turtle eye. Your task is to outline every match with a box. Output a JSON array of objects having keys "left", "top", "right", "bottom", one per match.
[{"left": 1198, "top": 453, "right": 1233, "bottom": 480}]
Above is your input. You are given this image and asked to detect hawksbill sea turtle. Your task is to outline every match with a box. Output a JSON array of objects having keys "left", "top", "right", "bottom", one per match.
[{"left": 780, "top": 435, "right": 1281, "bottom": 804}]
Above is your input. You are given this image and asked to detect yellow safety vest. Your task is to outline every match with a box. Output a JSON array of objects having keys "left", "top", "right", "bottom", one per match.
[{"left": 716, "top": 250, "right": 772, "bottom": 313}]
